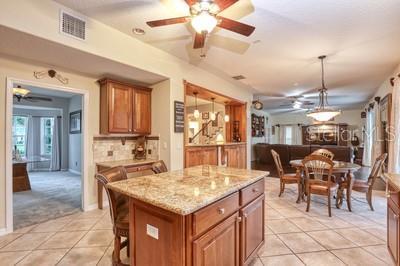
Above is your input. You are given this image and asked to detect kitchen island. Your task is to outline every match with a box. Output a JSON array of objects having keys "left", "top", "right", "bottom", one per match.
[{"left": 108, "top": 165, "right": 269, "bottom": 266}]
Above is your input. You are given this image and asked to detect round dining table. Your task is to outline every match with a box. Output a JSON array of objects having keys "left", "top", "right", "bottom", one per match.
[{"left": 290, "top": 159, "right": 361, "bottom": 211}]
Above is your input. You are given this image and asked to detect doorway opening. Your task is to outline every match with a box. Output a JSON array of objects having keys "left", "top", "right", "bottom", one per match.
[{"left": 6, "top": 78, "right": 88, "bottom": 231}]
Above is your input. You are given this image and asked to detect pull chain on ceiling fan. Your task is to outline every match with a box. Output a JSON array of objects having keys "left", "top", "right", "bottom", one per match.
[{"left": 146, "top": 0, "right": 255, "bottom": 51}]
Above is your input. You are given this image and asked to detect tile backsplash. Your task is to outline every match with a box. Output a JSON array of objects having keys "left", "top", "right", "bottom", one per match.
[{"left": 93, "top": 137, "right": 159, "bottom": 163}]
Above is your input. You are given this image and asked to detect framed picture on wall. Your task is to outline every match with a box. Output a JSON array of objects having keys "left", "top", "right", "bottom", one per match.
[{"left": 70, "top": 110, "right": 81, "bottom": 134}]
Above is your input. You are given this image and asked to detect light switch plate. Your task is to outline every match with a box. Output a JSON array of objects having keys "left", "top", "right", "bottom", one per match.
[{"left": 146, "top": 224, "right": 159, "bottom": 240}]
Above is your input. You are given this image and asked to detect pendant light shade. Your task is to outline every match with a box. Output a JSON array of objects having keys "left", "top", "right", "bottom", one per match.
[
  {"left": 306, "top": 55, "right": 341, "bottom": 122},
  {"left": 210, "top": 97, "right": 216, "bottom": 121},
  {"left": 193, "top": 92, "right": 200, "bottom": 119},
  {"left": 224, "top": 114, "right": 230, "bottom": 122}
]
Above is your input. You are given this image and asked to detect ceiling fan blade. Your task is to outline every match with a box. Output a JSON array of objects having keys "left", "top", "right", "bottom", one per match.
[
  {"left": 217, "top": 16, "right": 255, "bottom": 36},
  {"left": 193, "top": 32, "right": 206, "bottom": 49},
  {"left": 25, "top": 96, "right": 53, "bottom": 102},
  {"left": 146, "top": 16, "right": 190, "bottom": 27},
  {"left": 214, "top": 0, "right": 239, "bottom": 12}
]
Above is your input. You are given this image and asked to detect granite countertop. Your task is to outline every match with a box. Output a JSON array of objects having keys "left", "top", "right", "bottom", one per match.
[
  {"left": 96, "top": 158, "right": 158, "bottom": 168},
  {"left": 385, "top": 173, "right": 400, "bottom": 191},
  {"left": 107, "top": 165, "right": 269, "bottom": 215},
  {"left": 186, "top": 142, "right": 247, "bottom": 147}
]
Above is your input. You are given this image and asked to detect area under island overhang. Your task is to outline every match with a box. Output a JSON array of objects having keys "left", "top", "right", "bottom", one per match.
[{"left": 107, "top": 165, "right": 269, "bottom": 266}]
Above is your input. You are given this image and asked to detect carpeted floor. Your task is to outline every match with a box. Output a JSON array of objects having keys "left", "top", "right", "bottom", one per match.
[{"left": 13, "top": 171, "right": 81, "bottom": 229}]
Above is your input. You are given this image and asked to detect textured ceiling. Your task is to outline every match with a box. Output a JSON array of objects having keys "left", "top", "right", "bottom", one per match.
[{"left": 55, "top": 0, "right": 400, "bottom": 111}]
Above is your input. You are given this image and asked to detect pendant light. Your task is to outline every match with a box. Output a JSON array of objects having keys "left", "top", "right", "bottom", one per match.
[
  {"left": 306, "top": 55, "right": 341, "bottom": 122},
  {"left": 193, "top": 92, "right": 200, "bottom": 119},
  {"left": 224, "top": 101, "right": 230, "bottom": 122},
  {"left": 210, "top": 97, "right": 216, "bottom": 121}
]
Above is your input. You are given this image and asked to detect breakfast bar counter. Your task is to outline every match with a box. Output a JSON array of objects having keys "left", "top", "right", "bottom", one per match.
[{"left": 108, "top": 165, "right": 269, "bottom": 266}]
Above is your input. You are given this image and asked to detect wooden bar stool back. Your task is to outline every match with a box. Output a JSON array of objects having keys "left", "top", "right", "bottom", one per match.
[
  {"left": 151, "top": 160, "right": 168, "bottom": 174},
  {"left": 95, "top": 166, "right": 129, "bottom": 266}
]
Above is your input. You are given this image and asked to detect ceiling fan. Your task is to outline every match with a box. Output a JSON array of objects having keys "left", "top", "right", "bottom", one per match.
[
  {"left": 13, "top": 86, "right": 53, "bottom": 102},
  {"left": 146, "top": 0, "right": 255, "bottom": 50}
]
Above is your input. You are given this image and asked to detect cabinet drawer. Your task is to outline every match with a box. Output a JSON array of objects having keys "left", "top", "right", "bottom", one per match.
[
  {"left": 388, "top": 182, "right": 400, "bottom": 207},
  {"left": 125, "top": 164, "right": 152, "bottom": 173},
  {"left": 240, "top": 179, "right": 265, "bottom": 206},
  {"left": 192, "top": 192, "right": 239, "bottom": 237}
]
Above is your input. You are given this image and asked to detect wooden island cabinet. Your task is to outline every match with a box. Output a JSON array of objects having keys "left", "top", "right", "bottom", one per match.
[
  {"left": 185, "top": 143, "right": 247, "bottom": 169},
  {"left": 107, "top": 166, "right": 268, "bottom": 266},
  {"left": 99, "top": 78, "right": 151, "bottom": 135},
  {"left": 387, "top": 174, "right": 400, "bottom": 266}
]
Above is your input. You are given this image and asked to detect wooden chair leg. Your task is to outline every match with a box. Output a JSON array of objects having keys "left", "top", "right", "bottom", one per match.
[
  {"left": 279, "top": 181, "right": 283, "bottom": 197},
  {"left": 346, "top": 189, "right": 352, "bottom": 212},
  {"left": 367, "top": 190, "right": 374, "bottom": 211},
  {"left": 306, "top": 190, "right": 311, "bottom": 213},
  {"left": 328, "top": 193, "right": 332, "bottom": 217},
  {"left": 113, "top": 236, "right": 121, "bottom": 264}
]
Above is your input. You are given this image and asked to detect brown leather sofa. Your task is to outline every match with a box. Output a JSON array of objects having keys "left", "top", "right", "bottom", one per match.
[{"left": 253, "top": 143, "right": 354, "bottom": 176}]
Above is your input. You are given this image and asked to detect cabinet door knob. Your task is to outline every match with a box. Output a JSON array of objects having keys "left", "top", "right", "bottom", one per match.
[
  {"left": 394, "top": 214, "right": 399, "bottom": 220},
  {"left": 252, "top": 188, "right": 259, "bottom": 193},
  {"left": 218, "top": 208, "right": 225, "bottom": 215},
  {"left": 236, "top": 217, "right": 242, "bottom": 223}
]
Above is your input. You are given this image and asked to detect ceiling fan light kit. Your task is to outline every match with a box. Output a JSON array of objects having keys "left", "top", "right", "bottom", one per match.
[
  {"left": 306, "top": 55, "right": 341, "bottom": 122},
  {"left": 146, "top": 0, "right": 255, "bottom": 52},
  {"left": 13, "top": 86, "right": 30, "bottom": 97}
]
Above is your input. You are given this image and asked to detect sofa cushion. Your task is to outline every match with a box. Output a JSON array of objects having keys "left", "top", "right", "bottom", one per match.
[
  {"left": 254, "top": 143, "right": 272, "bottom": 164},
  {"left": 269, "top": 144, "right": 290, "bottom": 165},
  {"left": 289, "top": 145, "right": 311, "bottom": 160}
]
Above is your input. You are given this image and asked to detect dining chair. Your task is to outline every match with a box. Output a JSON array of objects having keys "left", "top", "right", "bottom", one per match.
[
  {"left": 95, "top": 166, "right": 129, "bottom": 266},
  {"left": 302, "top": 155, "right": 337, "bottom": 217},
  {"left": 340, "top": 153, "right": 387, "bottom": 211},
  {"left": 151, "top": 160, "right": 168, "bottom": 174},
  {"left": 312, "top": 148, "right": 335, "bottom": 160},
  {"left": 271, "top": 149, "right": 302, "bottom": 198}
]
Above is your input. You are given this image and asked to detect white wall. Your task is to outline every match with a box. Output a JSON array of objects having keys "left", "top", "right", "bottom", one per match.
[
  {"left": 269, "top": 109, "right": 364, "bottom": 144},
  {"left": 68, "top": 95, "right": 82, "bottom": 173}
]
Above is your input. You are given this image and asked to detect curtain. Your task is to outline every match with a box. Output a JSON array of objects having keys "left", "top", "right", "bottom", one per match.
[
  {"left": 50, "top": 116, "right": 61, "bottom": 171},
  {"left": 371, "top": 103, "right": 383, "bottom": 165},
  {"left": 363, "top": 109, "right": 374, "bottom": 166},
  {"left": 292, "top": 125, "right": 302, "bottom": 145},
  {"left": 389, "top": 80, "right": 400, "bottom": 173},
  {"left": 278, "top": 126, "right": 285, "bottom": 144},
  {"left": 25, "top": 116, "right": 34, "bottom": 171}
]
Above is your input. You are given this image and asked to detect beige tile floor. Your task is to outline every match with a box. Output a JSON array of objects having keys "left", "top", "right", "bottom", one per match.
[{"left": 0, "top": 177, "right": 392, "bottom": 265}]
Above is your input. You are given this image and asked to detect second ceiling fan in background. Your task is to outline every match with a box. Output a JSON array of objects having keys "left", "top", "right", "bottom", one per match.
[{"left": 146, "top": 0, "right": 255, "bottom": 50}]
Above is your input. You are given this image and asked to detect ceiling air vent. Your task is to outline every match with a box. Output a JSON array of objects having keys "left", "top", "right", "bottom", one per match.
[
  {"left": 232, "top": 75, "right": 246, "bottom": 80},
  {"left": 60, "top": 10, "right": 86, "bottom": 41}
]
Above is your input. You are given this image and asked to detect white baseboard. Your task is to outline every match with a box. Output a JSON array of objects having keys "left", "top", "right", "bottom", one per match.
[
  {"left": 0, "top": 227, "right": 10, "bottom": 236},
  {"left": 68, "top": 169, "right": 82, "bottom": 175},
  {"left": 85, "top": 200, "right": 109, "bottom": 212}
]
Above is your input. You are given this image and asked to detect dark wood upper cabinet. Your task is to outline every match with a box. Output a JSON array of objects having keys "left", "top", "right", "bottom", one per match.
[
  {"left": 387, "top": 182, "right": 400, "bottom": 266},
  {"left": 99, "top": 78, "right": 152, "bottom": 135}
]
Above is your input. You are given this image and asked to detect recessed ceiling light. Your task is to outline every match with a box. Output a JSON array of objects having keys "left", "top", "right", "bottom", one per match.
[
  {"left": 132, "top": 28, "right": 145, "bottom": 35},
  {"left": 253, "top": 40, "right": 261, "bottom": 44}
]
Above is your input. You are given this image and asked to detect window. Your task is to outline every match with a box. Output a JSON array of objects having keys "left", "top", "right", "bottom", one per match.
[
  {"left": 12, "top": 116, "right": 28, "bottom": 156},
  {"left": 41, "top": 117, "right": 54, "bottom": 155},
  {"left": 284, "top": 126, "right": 293, "bottom": 145}
]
